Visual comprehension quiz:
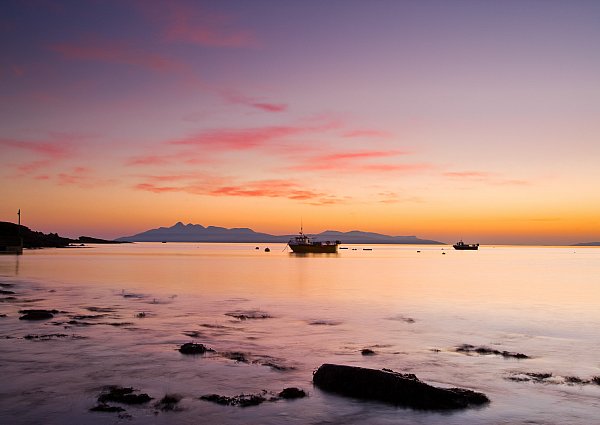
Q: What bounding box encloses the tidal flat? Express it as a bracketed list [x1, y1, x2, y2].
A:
[1, 243, 600, 424]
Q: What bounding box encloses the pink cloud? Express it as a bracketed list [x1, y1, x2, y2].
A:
[49, 42, 185, 72]
[289, 149, 427, 174]
[221, 90, 288, 113]
[443, 171, 491, 179]
[251, 102, 288, 112]
[160, 3, 258, 48]
[443, 170, 530, 186]
[0, 138, 72, 158]
[342, 129, 392, 138]
[134, 174, 345, 205]
[170, 120, 337, 152]
[362, 163, 431, 172]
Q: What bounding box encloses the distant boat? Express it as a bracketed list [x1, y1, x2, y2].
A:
[453, 240, 479, 250]
[288, 228, 341, 254]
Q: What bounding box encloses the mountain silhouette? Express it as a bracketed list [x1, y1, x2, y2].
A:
[117, 222, 443, 244]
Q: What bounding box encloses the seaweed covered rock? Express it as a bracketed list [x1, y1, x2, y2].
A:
[178, 342, 215, 355]
[313, 364, 489, 410]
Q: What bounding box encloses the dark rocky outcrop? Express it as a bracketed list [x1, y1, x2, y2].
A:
[361, 348, 376, 356]
[278, 387, 306, 399]
[456, 344, 529, 359]
[19, 309, 58, 320]
[90, 404, 125, 412]
[154, 394, 182, 411]
[178, 342, 215, 355]
[200, 393, 269, 407]
[313, 364, 489, 410]
[97, 386, 152, 404]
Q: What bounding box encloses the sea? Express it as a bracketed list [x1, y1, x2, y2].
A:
[1, 243, 599, 424]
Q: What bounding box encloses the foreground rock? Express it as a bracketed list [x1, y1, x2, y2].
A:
[313, 364, 489, 410]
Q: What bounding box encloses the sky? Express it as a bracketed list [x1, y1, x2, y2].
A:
[1, 0, 599, 245]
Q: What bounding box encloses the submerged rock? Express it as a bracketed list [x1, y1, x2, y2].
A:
[155, 394, 182, 411]
[225, 310, 272, 320]
[200, 393, 268, 407]
[278, 387, 306, 399]
[90, 403, 125, 412]
[456, 344, 529, 359]
[313, 364, 489, 410]
[98, 386, 152, 405]
[178, 342, 215, 355]
[19, 309, 58, 320]
[361, 348, 376, 356]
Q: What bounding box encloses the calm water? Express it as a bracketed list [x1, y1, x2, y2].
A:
[1, 243, 600, 424]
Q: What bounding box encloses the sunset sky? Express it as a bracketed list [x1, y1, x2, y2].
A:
[1, 0, 599, 244]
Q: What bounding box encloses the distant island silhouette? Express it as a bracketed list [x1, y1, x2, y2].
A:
[572, 242, 600, 246]
[116, 222, 444, 244]
[0, 221, 126, 249]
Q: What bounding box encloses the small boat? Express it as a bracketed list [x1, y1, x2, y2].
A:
[288, 228, 341, 254]
[453, 240, 479, 250]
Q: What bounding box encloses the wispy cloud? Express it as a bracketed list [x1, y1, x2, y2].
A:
[48, 41, 186, 72]
[444, 170, 530, 186]
[0, 134, 78, 174]
[159, 3, 258, 48]
[288, 149, 428, 174]
[134, 173, 346, 205]
[169, 119, 338, 152]
[342, 129, 392, 138]
[221, 90, 288, 113]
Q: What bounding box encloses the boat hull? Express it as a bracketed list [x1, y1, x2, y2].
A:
[453, 244, 479, 250]
[289, 244, 338, 254]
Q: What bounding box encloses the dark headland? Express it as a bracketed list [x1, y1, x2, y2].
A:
[116, 222, 444, 244]
[0, 221, 125, 249]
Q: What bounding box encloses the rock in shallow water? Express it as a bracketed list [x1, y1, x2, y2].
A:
[312, 364, 489, 410]
[178, 342, 215, 355]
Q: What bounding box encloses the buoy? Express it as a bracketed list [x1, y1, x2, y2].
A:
[265, 247, 270, 252]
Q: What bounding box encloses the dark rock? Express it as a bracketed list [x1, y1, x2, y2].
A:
[200, 393, 268, 407]
[565, 376, 588, 384]
[278, 387, 306, 399]
[178, 342, 215, 355]
[225, 310, 272, 320]
[221, 351, 248, 362]
[24, 333, 70, 340]
[361, 348, 376, 356]
[456, 344, 529, 359]
[592, 376, 600, 385]
[19, 309, 58, 320]
[155, 394, 182, 411]
[98, 386, 152, 404]
[90, 403, 125, 412]
[313, 364, 489, 410]
[506, 372, 552, 383]
[0, 290, 15, 295]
